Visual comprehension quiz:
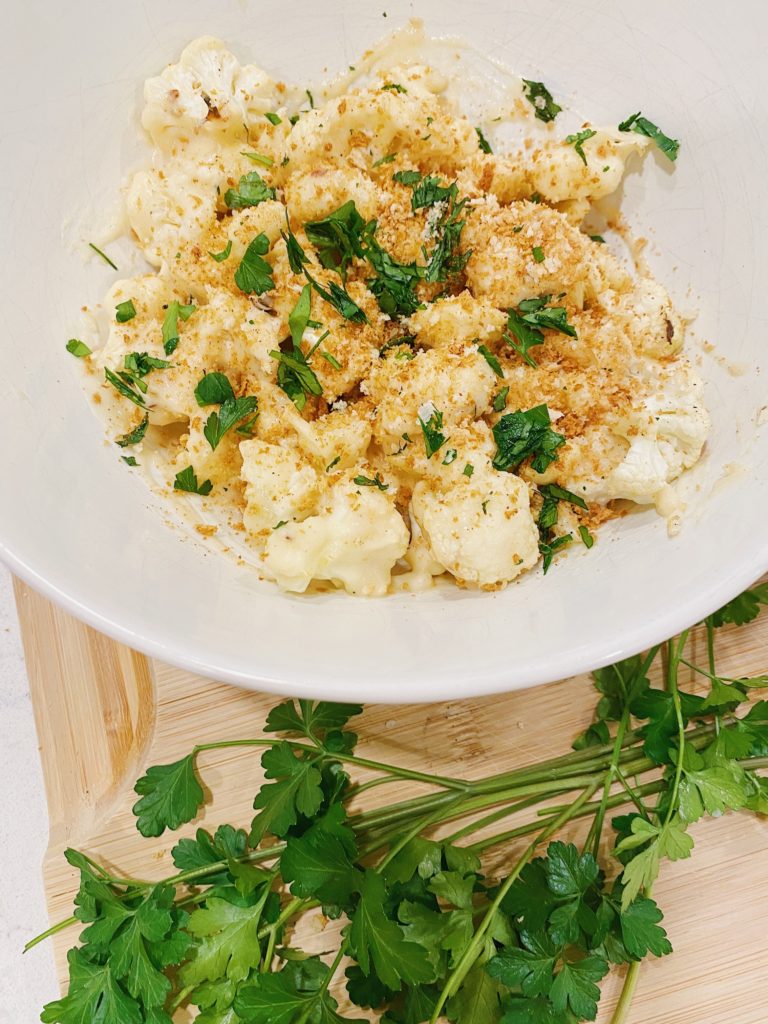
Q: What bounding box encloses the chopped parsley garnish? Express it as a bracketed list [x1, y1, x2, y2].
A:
[537, 482, 588, 531]
[482, 499, 489, 514]
[363, 226, 424, 317]
[579, 524, 595, 548]
[372, 152, 397, 167]
[224, 171, 276, 209]
[540, 532, 573, 573]
[463, 463, 474, 477]
[65, 338, 91, 358]
[589, 234, 606, 244]
[353, 473, 389, 490]
[522, 79, 562, 122]
[289, 283, 312, 348]
[304, 271, 368, 324]
[174, 466, 213, 495]
[193, 371, 258, 449]
[273, 520, 288, 530]
[234, 233, 275, 295]
[418, 407, 447, 459]
[475, 126, 493, 153]
[532, 245, 545, 263]
[121, 456, 138, 466]
[442, 448, 458, 465]
[204, 395, 259, 450]
[265, 112, 282, 125]
[408, 174, 455, 211]
[282, 218, 310, 274]
[289, 113, 300, 126]
[530, 191, 542, 204]
[116, 414, 149, 448]
[161, 300, 196, 355]
[88, 242, 118, 270]
[478, 343, 504, 378]
[420, 183, 471, 284]
[382, 82, 407, 93]
[105, 367, 145, 407]
[209, 239, 233, 262]
[305, 89, 315, 108]
[194, 372, 234, 406]
[124, 352, 170, 378]
[304, 200, 366, 279]
[504, 295, 577, 368]
[326, 455, 341, 472]
[115, 299, 136, 323]
[241, 151, 274, 167]
[493, 385, 510, 412]
[320, 351, 342, 369]
[565, 128, 597, 165]
[392, 169, 421, 188]
[270, 348, 322, 412]
[380, 334, 416, 356]
[492, 404, 565, 473]
[618, 112, 680, 161]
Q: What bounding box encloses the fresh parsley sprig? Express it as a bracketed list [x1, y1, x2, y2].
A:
[33, 596, 768, 1024]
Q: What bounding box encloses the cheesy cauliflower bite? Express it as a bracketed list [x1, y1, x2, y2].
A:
[83, 38, 708, 595]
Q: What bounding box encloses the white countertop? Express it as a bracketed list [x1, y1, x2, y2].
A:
[0, 565, 58, 1021]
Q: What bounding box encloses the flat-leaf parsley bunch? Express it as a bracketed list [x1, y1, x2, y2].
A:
[30, 584, 768, 1024]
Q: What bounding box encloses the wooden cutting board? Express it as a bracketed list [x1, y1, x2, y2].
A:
[14, 577, 768, 1024]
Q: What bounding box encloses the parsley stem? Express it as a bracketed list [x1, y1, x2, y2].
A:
[429, 781, 601, 1023]
[706, 618, 717, 676]
[663, 630, 689, 828]
[256, 896, 312, 941]
[23, 915, 78, 953]
[610, 960, 643, 1024]
[441, 793, 551, 845]
[169, 984, 195, 1014]
[585, 698, 635, 858]
[194, 738, 469, 791]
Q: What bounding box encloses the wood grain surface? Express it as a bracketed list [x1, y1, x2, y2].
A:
[14, 577, 768, 1024]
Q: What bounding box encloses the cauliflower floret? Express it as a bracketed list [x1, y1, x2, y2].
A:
[527, 130, 650, 205]
[567, 364, 709, 504]
[284, 165, 381, 223]
[406, 292, 506, 351]
[263, 475, 410, 595]
[463, 199, 594, 309]
[411, 456, 539, 588]
[602, 277, 685, 360]
[287, 82, 476, 173]
[293, 406, 373, 471]
[142, 37, 283, 149]
[366, 346, 496, 453]
[240, 439, 322, 535]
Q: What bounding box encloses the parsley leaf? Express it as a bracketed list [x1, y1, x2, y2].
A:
[115, 299, 136, 323]
[532, 245, 545, 263]
[538, 483, 588, 531]
[618, 112, 680, 161]
[418, 407, 447, 459]
[305, 200, 366, 279]
[242, 150, 274, 167]
[354, 473, 389, 490]
[234, 234, 275, 295]
[549, 955, 609, 1020]
[382, 82, 407, 93]
[475, 125, 493, 153]
[41, 948, 142, 1024]
[282, 220, 310, 274]
[117, 414, 149, 448]
[66, 338, 92, 358]
[710, 584, 768, 627]
[265, 699, 362, 737]
[372, 152, 397, 167]
[195, 372, 235, 406]
[478, 344, 504, 378]
[346, 870, 434, 991]
[270, 345, 322, 412]
[161, 300, 196, 355]
[305, 270, 368, 323]
[132, 753, 204, 837]
[209, 239, 233, 262]
[492, 405, 565, 473]
[522, 80, 562, 123]
[104, 368, 146, 408]
[224, 171, 276, 209]
[619, 895, 673, 959]
[364, 227, 424, 316]
[281, 805, 362, 905]
[579, 524, 594, 548]
[540, 534, 573, 574]
[493, 386, 510, 412]
[204, 395, 259, 450]
[565, 128, 597, 165]
[265, 111, 282, 125]
[173, 466, 213, 496]
[250, 742, 324, 843]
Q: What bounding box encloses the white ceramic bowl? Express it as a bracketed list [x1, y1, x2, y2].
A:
[1, 0, 766, 703]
